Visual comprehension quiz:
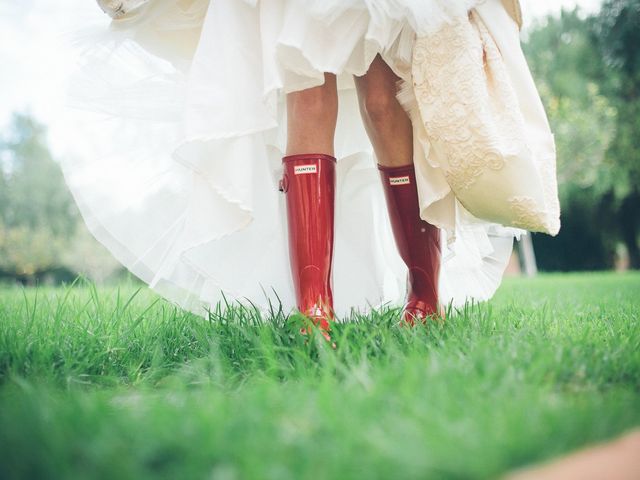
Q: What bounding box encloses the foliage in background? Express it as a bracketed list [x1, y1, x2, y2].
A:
[0, 114, 75, 281]
[591, 0, 640, 267]
[524, 2, 640, 270]
[0, 113, 120, 283]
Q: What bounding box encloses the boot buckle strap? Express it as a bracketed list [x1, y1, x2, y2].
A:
[279, 174, 289, 193]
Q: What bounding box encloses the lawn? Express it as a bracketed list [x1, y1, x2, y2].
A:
[0, 272, 639, 479]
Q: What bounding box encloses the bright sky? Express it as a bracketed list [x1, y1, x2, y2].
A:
[0, 0, 604, 156]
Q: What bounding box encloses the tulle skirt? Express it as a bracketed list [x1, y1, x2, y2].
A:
[61, 0, 531, 318]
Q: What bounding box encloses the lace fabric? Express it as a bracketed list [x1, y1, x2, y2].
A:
[403, 7, 560, 242]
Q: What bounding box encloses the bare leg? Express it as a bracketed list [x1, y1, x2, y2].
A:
[506, 430, 640, 480]
[354, 55, 413, 167]
[286, 73, 338, 156]
[356, 55, 442, 323]
[282, 74, 339, 340]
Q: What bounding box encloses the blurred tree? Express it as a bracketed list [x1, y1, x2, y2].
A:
[0, 113, 120, 283]
[524, 9, 617, 270]
[591, 0, 640, 268]
[523, 5, 640, 270]
[0, 113, 77, 282]
[0, 114, 77, 237]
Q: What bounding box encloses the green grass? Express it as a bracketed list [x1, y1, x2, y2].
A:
[0, 272, 639, 479]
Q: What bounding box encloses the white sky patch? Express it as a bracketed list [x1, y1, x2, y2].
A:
[521, 0, 604, 25]
[0, 0, 106, 155]
[1, 0, 604, 157]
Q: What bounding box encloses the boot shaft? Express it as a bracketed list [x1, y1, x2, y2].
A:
[378, 163, 441, 318]
[280, 154, 336, 317]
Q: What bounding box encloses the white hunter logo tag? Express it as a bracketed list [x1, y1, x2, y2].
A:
[294, 165, 317, 175]
[389, 176, 410, 185]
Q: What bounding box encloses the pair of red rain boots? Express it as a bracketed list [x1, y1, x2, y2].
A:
[279, 154, 441, 334]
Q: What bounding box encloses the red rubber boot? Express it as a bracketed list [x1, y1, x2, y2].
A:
[378, 163, 442, 325]
[279, 154, 336, 336]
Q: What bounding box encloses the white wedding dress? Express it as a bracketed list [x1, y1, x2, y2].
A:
[61, 0, 559, 318]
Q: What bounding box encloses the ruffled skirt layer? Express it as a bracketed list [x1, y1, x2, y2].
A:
[62, 0, 521, 317]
